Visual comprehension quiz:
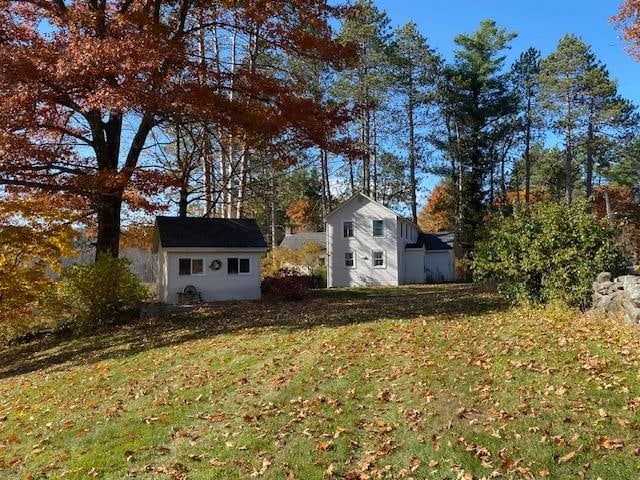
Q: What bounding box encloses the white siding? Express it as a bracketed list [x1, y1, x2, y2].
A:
[396, 219, 419, 285]
[327, 196, 399, 288]
[158, 248, 263, 302]
[405, 249, 426, 284]
[426, 251, 455, 282]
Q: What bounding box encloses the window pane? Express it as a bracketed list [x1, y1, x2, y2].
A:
[343, 221, 354, 237]
[373, 220, 383, 236]
[179, 258, 191, 276]
[239, 258, 250, 273]
[228, 258, 239, 274]
[192, 259, 204, 274]
[373, 251, 384, 267]
[345, 252, 354, 267]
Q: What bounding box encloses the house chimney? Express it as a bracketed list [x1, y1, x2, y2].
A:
[285, 226, 293, 236]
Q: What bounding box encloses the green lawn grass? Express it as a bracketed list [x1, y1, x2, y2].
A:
[1, 284, 640, 479]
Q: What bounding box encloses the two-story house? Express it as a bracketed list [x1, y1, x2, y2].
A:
[326, 193, 455, 288]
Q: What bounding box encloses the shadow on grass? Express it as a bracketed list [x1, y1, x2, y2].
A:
[0, 283, 507, 380]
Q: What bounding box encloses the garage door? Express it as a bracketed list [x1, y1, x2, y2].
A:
[425, 251, 453, 282]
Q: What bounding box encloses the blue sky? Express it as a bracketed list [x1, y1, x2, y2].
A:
[377, 0, 640, 105]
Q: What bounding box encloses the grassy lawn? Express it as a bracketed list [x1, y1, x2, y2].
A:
[1, 284, 640, 479]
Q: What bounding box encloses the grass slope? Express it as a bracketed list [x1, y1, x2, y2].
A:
[1, 285, 640, 479]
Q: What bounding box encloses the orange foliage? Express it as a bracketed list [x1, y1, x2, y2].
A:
[0, 1, 357, 255]
[418, 182, 455, 232]
[286, 197, 321, 232]
[120, 223, 155, 251]
[613, 1, 640, 61]
[494, 188, 550, 207]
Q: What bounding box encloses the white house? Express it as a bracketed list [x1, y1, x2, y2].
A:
[153, 216, 268, 303]
[326, 193, 455, 288]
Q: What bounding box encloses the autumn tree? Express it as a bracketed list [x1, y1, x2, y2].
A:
[286, 197, 322, 233]
[614, 1, 640, 60]
[417, 181, 456, 232]
[0, 194, 77, 333]
[0, 0, 355, 259]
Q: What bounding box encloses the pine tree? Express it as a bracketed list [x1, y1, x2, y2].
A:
[539, 35, 593, 205]
[334, 0, 392, 197]
[436, 20, 518, 252]
[512, 48, 541, 203]
[389, 22, 441, 222]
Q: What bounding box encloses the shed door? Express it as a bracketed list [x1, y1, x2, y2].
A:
[426, 251, 453, 282]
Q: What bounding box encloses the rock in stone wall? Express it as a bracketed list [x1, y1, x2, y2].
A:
[593, 271, 640, 325]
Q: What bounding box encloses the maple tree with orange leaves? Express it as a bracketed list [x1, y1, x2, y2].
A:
[0, 0, 356, 258]
[614, 1, 640, 60]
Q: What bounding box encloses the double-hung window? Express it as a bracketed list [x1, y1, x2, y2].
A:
[343, 221, 354, 238]
[228, 258, 251, 275]
[373, 251, 385, 268]
[372, 220, 384, 237]
[345, 252, 355, 268]
[178, 258, 204, 276]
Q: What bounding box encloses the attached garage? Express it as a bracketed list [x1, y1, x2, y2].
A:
[404, 231, 455, 284]
[426, 250, 455, 282]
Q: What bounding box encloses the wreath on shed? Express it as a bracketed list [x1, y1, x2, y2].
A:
[209, 259, 223, 271]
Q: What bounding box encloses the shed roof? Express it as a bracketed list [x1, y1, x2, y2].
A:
[279, 232, 326, 251]
[154, 216, 268, 250]
[406, 232, 454, 251]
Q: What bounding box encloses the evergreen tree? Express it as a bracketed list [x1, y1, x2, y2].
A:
[538, 35, 593, 205]
[512, 48, 541, 203]
[436, 20, 518, 252]
[389, 22, 441, 222]
[334, 0, 392, 197]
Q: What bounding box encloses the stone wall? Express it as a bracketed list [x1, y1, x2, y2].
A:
[593, 271, 640, 325]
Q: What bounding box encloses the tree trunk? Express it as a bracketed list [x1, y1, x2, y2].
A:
[408, 88, 417, 223]
[270, 168, 278, 247]
[524, 94, 532, 203]
[565, 97, 574, 205]
[235, 142, 249, 218]
[95, 192, 123, 258]
[586, 117, 594, 199]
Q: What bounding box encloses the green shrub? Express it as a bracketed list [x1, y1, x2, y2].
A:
[473, 201, 624, 307]
[42, 256, 150, 328]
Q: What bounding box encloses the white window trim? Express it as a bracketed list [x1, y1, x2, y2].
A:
[178, 257, 206, 276]
[372, 219, 384, 237]
[227, 257, 252, 276]
[343, 220, 355, 238]
[372, 250, 386, 269]
[344, 251, 356, 269]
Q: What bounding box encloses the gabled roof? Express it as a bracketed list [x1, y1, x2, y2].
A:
[279, 232, 326, 251]
[154, 216, 268, 251]
[406, 232, 455, 251]
[326, 192, 419, 228]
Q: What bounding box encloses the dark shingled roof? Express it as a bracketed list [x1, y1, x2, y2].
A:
[406, 232, 454, 251]
[155, 216, 267, 249]
[279, 232, 326, 251]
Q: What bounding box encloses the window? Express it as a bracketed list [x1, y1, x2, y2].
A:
[345, 252, 355, 268]
[400, 223, 404, 238]
[373, 251, 385, 268]
[178, 258, 204, 276]
[372, 220, 384, 237]
[343, 221, 354, 238]
[240, 258, 250, 273]
[228, 257, 251, 275]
